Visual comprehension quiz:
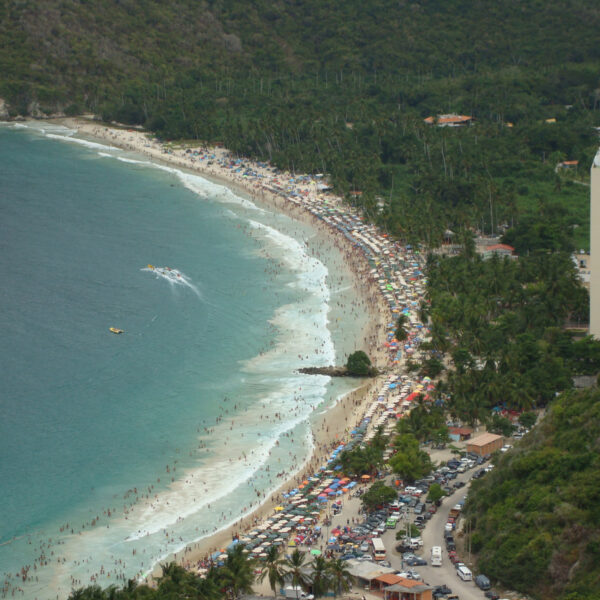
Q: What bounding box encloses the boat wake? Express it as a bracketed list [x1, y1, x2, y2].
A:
[141, 265, 201, 298]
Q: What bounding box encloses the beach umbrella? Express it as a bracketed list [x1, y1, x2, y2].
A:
[311, 549, 322, 556]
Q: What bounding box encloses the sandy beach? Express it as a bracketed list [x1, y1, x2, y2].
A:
[45, 117, 427, 588]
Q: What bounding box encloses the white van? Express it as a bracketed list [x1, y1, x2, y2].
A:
[457, 565, 472, 581]
[430, 546, 442, 567]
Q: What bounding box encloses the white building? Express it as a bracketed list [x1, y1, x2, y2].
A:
[591, 149, 600, 338]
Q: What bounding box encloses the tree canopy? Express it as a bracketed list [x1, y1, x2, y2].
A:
[346, 350, 375, 377]
[465, 387, 600, 600]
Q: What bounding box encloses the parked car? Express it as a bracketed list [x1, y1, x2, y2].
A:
[433, 585, 452, 596]
[484, 591, 500, 600]
[405, 556, 427, 566]
[406, 569, 422, 580]
[475, 574, 491, 590]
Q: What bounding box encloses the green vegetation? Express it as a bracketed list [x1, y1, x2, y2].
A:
[464, 387, 600, 600]
[394, 315, 409, 342]
[67, 547, 352, 600]
[345, 350, 376, 377]
[1, 1, 598, 248]
[486, 413, 516, 437]
[258, 546, 285, 597]
[361, 480, 398, 511]
[396, 402, 450, 445]
[395, 523, 421, 540]
[427, 483, 446, 504]
[519, 411, 538, 429]
[389, 433, 433, 482]
[336, 428, 386, 476]
[423, 250, 600, 424]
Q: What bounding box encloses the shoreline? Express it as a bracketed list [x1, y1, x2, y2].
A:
[6, 116, 428, 596]
[49, 118, 395, 581]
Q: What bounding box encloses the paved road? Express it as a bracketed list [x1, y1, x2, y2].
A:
[381, 469, 488, 600]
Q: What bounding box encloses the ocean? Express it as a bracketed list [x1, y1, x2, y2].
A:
[0, 123, 365, 598]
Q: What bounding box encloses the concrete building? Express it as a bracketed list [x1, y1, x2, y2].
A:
[384, 580, 433, 600]
[466, 432, 503, 456]
[573, 252, 591, 289]
[591, 149, 600, 338]
[449, 426, 473, 442]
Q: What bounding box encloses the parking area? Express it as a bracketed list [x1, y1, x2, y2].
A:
[321, 446, 502, 600]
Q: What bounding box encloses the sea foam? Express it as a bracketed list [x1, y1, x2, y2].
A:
[45, 132, 120, 151]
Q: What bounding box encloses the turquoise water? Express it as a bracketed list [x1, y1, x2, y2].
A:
[0, 123, 363, 598]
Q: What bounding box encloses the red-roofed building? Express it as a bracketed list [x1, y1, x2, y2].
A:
[449, 426, 473, 441]
[424, 114, 474, 127]
[483, 243, 516, 259]
[383, 577, 433, 600]
[373, 574, 407, 589]
[558, 160, 579, 169]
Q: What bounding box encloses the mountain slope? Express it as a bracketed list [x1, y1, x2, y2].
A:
[465, 387, 600, 600]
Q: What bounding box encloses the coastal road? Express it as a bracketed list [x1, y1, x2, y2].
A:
[382, 470, 487, 600]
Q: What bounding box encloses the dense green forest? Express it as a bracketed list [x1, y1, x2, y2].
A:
[1, 0, 599, 247]
[420, 246, 598, 422]
[465, 387, 600, 600]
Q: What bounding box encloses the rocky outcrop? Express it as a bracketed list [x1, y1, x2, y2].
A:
[298, 366, 349, 376]
[298, 366, 379, 377]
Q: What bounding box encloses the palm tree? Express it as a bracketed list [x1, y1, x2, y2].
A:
[284, 549, 311, 599]
[217, 544, 256, 599]
[196, 568, 224, 600]
[326, 558, 351, 597]
[258, 545, 286, 597]
[310, 555, 331, 599]
[156, 562, 199, 599]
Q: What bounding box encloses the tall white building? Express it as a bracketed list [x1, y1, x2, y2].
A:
[591, 149, 600, 337]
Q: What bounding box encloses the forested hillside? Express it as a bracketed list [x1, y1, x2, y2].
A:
[464, 387, 600, 600]
[2, 0, 599, 247]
